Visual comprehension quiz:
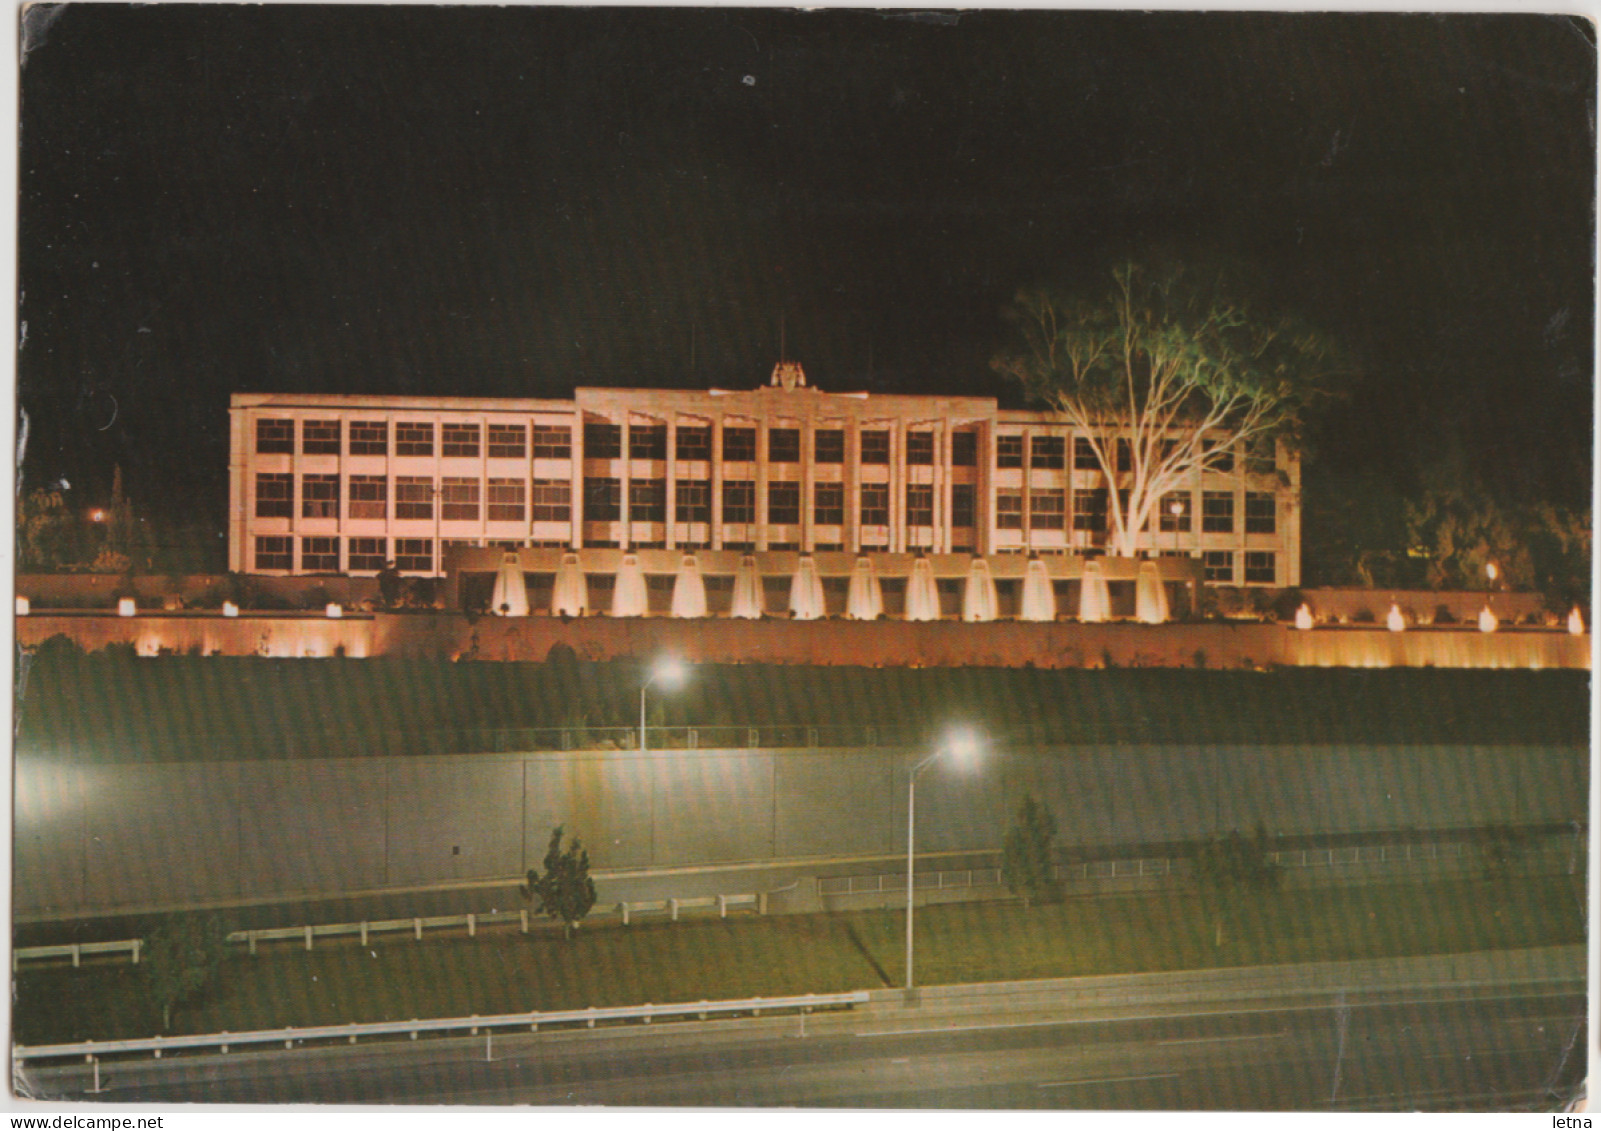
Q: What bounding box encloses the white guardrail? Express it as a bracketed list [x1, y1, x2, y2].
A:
[15, 894, 763, 969]
[13, 991, 873, 1063]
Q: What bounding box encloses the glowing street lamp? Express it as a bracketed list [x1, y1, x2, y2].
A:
[906, 725, 984, 995]
[640, 656, 689, 757]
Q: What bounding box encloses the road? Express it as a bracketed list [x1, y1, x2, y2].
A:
[20, 977, 1584, 1110]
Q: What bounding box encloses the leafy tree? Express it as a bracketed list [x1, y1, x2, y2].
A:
[1001, 794, 1059, 908]
[141, 914, 229, 1031]
[376, 563, 403, 609]
[1190, 825, 1280, 948]
[19, 487, 85, 571]
[992, 262, 1343, 556]
[520, 826, 597, 939]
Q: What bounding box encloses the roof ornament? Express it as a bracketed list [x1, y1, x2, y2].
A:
[769, 360, 807, 390]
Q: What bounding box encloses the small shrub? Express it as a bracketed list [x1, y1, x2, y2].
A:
[1351, 607, 1376, 624]
[1192, 648, 1208, 670]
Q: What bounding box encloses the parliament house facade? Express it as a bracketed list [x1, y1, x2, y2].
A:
[229, 363, 1300, 615]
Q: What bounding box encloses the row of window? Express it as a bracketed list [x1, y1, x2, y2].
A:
[256, 472, 1277, 534]
[255, 534, 1277, 585]
[255, 536, 434, 573]
[256, 417, 1274, 473]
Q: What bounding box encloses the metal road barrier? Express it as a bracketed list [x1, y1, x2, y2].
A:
[13, 990, 873, 1063]
[10, 939, 143, 971]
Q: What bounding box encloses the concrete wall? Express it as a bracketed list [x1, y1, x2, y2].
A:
[15, 742, 1585, 919]
[15, 612, 1591, 670]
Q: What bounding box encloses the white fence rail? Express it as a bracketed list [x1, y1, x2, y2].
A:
[13, 990, 872, 1063]
[16, 893, 765, 969]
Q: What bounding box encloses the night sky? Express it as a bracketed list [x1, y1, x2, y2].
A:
[18, 7, 1595, 537]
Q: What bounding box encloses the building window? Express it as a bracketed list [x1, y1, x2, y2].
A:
[860, 430, 890, 465]
[1247, 438, 1277, 473]
[1031, 489, 1066, 530]
[584, 423, 621, 460]
[441, 477, 480, 520]
[395, 477, 434, 519]
[996, 489, 1023, 529]
[488, 479, 527, 522]
[1074, 437, 1100, 470]
[1205, 440, 1235, 472]
[676, 480, 710, 523]
[907, 432, 935, 466]
[996, 435, 1024, 468]
[442, 423, 480, 457]
[349, 476, 387, 519]
[860, 484, 890, 525]
[583, 477, 621, 521]
[348, 537, 387, 572]
[723, 480, 755, 523]
[1115, 438, 1134, 473]
[630, 424, 667, 461]
[814, 483, 844, 525]
[1204, 550, 1235, 583]
[529, 479, 568, 522]
[487, 424, 526, 458]
[255, 473, 293, 518]
[396, 423, 434, 457]
[302, 420, 340, 454]
[723, 427, 757, 463]
[301, 475, 340, 519]
[1202, 491, 1235, 533]
[768, 428, 801, 463]
[533, 424, 571, 459]
[254, 535, 293, 570]
[301, 536, 339, 572]
[1031, 435, 1065, 470]
[1245, 551, 1277, 584]
[256, 418, 295, 454]
[952, 431, 978, 467]
[1246, 492, 1277, 534]
[676, 426, 711, 462]
[766, 482, 800, 525]
[349, 421, 387, 455]
[952, 484, 975, 528]
[815, 429, 845, 463]
[1158, 492, 1192, 533]
[905, 484, 934, 527]
[1073, 488, 1107, 532]
[630, 479, 666, 522]
[394, 538, 433, 573]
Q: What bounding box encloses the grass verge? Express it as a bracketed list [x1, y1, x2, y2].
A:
[15, 873, 1584, 1046]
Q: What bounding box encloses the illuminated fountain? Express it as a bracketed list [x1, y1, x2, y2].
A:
[789, 555, 825, 620]
[14, 596, 28, 616]
[611, 553, 648, 617]
[1078, 559, 1109, 623]
[846, 556, 882, 620]
[730, 555, 764, 619]
[670, 555, 707, 618]
[904, 557, 940, 622]
[222, 601, 239, 618]
[550, 552, 588, 617]
[1135, 559, 1169, 624]
[1570, 607, 1586, 635]
[117, 598, 137, 617]
[490, 552, 530, 617]
[1478, 605, 1498, 633]
[1386, 603, 1405, 632]
[325, 603, 343, 619]
[1294, 603, 1315, 630]
[1019, 558, 1056, 622]
[961, 557, 998, 623]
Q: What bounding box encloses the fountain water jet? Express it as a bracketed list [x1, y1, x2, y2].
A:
[670, 555, 707, 618]
[905, 558, 940, 622]
[490, 552, 530, 617]
[1019, 558, 1056, 622]
[961, 558, 998, 622]
[1294, 603, 1315, 630]
[730, 555, 764, 619]
[550, 553, 588, 617]
[611, 554, 648, 617]
[1135, 560, 1169, 624]
[1386, 603, 1406, 632]
[1078, 559, 1110, 623]
[789, 556, 825, 620]
[1478, 605, 1498, 633]
[846, 557, 883, 620]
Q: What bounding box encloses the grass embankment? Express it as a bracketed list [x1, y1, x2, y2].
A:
[16, 875, 1584, 1046]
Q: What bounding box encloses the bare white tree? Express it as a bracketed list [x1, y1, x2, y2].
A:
[992, 263, 1341, 556]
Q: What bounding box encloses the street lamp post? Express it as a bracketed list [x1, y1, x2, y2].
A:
[640, 657, 689, 866]
[905, 726, 982, 997]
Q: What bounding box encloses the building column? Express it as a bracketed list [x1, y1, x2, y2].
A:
[755, 421, 770, 551]
[937, 421, 952, 554]
[710, 414, 725, 550]
[977, 419, 993, 556]
[665, 418, 678, 550]
[570, 414, 585, 549]
[801, 415, 816, 552]
[619, 417, 632, 551]
[889, 418, 906, 554]
[1021, 430, 1033, 552]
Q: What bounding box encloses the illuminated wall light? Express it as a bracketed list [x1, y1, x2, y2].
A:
[222, 602, 239, 618]
[325, 603, 343, 619]
[117, 598, 137, 617]
[15, 596, 29, 616]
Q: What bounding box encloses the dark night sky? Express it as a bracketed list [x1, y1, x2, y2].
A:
[18, 7, 1596, 534]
